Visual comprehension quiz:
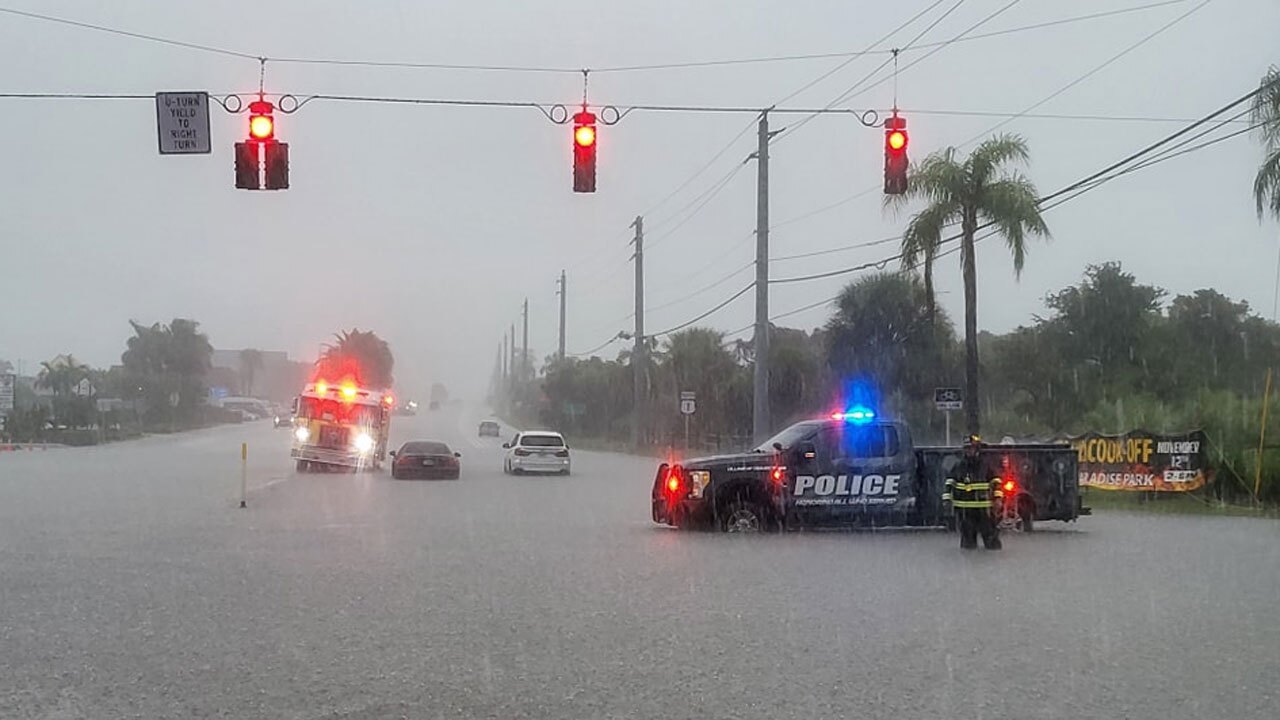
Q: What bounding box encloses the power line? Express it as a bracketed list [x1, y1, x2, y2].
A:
[639, 118, 756, 219]
[771, 233, 904, 262]
[646, 261, 755, 314]
[830, 0, 1024, 109]
[649, 282, 756, 339]
[781, 0, 1021, 142]
[569, 333, 625, 358]
[955, 0, 1213, 147]
[890, 108, 1255, 124]
[761, 0, 1203, 234]
[0, 6, 259, 60]
[646, 163, 749, 250]
[0, 1, 1188, 77]
[770, 0, 949, 108]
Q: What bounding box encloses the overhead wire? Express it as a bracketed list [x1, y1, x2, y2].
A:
[764, 0, 1205, 234]
[0, 1, 1188, 75]
[0, 6, 259, 60]
[779, 0, 1018, 142]
[954, 0, 1213, 147]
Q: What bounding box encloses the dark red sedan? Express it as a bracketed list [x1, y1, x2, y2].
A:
[389, 440, 462, 480]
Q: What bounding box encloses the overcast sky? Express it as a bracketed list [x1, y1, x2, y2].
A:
[0, 0, 1276, 401]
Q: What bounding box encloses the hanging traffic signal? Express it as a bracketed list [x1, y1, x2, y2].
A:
[235, 99, 289, 191]
[263, 141, 289, 190]
[248, 100, 275, 141]
[883, 114, 908, 195]
[234, 141, 259, 189]
[572, 110, 597, 193]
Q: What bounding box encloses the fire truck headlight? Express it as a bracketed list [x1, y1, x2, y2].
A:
[294, 426, 310, 443]
[353, 432, 375, 454]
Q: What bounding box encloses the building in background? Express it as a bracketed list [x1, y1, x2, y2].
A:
[210, 349, 311, 403]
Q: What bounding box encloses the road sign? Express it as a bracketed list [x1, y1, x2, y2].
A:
[679, 390, 696, 416]
[155, 91, 211, 155]
[0, 373, 14, 412]
[934, 387, 963, 411]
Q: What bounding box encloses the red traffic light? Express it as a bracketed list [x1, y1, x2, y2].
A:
[248, 100, 275, 141]
[572, 110, 597, 193]
[883, 113, 909, 195]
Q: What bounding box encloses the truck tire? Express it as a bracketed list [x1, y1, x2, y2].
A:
[296, 460, 309, 473]
[721, 493, 768, 533]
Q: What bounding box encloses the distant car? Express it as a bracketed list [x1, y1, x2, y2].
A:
[502, 431, 571, 475]
[273, 413, 292, 428]
[390, 440, 461, 480]
[429, 400, 441, 411]
[478, 421, 501, 437]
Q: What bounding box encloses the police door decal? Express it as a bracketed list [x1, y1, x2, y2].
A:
[793, 473, 902, 506]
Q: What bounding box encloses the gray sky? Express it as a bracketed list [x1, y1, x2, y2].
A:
[0, 0, 1276, 400]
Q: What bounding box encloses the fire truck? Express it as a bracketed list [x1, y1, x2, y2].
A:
[290, 379, 394, 472]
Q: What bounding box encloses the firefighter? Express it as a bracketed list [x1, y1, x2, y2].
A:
[943, 435, 1003, 550]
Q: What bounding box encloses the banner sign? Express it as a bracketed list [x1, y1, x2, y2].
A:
[1065, 429, 1208, 491]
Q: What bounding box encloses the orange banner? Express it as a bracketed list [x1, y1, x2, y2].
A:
[1066, 430, 1208, 491]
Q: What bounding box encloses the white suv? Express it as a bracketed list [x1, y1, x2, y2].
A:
[503, 431, 571, 475]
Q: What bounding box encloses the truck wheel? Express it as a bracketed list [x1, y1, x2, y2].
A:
[1016, 497, 1035, 533]
[721, 496, 767, 533]
[296, 460, 309, 473]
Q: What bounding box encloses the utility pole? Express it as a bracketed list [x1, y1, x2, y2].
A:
[631, 215, 645, 449]
[752, 110, 773, 444]
[501, 335, 508, 382]
[509, 323, 516, 393]
[521, 298, 529, 384]
[557, 270, 567, 361]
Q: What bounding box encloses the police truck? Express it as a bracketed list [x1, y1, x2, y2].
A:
[651, 408, 1086, 533]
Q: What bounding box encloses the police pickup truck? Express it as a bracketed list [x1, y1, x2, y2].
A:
[651, 410, 1085, 532]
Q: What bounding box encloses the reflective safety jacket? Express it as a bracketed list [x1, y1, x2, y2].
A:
[943, 474, 1004, 509]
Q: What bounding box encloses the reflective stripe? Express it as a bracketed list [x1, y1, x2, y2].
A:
[993, 489, 1005, 498]
[955, 482, 993, 491]
[952, 500, 993, 508]
[941, 493, 953, 501]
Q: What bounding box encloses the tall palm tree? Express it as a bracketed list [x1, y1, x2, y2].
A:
[1253, 67, 1280, 221]
[888, 134, 1049, 435]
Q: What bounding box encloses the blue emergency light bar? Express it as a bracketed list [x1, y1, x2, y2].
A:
[830, 406, 876, 424]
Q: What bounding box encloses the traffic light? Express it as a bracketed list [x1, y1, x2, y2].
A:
[263, 141, 289, 190]
[234, 141, 259, 189]
[235, 99, 289, 190]
[883, 114, 908, 195]
[572, 110, 597, 193]
[248, 100, 275, 141]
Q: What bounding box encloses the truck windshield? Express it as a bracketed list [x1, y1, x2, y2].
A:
[297, 397, 380, 425]
[754, 422, 822, 451]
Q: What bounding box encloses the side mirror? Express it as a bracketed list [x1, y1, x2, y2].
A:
[454, 452, 462, 458]
[389, 450, 397, 458]
[772, 442, 783, 452]
[502, 442, 510, 449]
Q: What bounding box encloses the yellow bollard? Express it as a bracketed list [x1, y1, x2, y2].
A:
[239, 442, 248, 508]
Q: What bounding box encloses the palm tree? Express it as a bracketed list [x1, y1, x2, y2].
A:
[888, 134, 1049, 435]
[1253, 67, 1280, 221]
